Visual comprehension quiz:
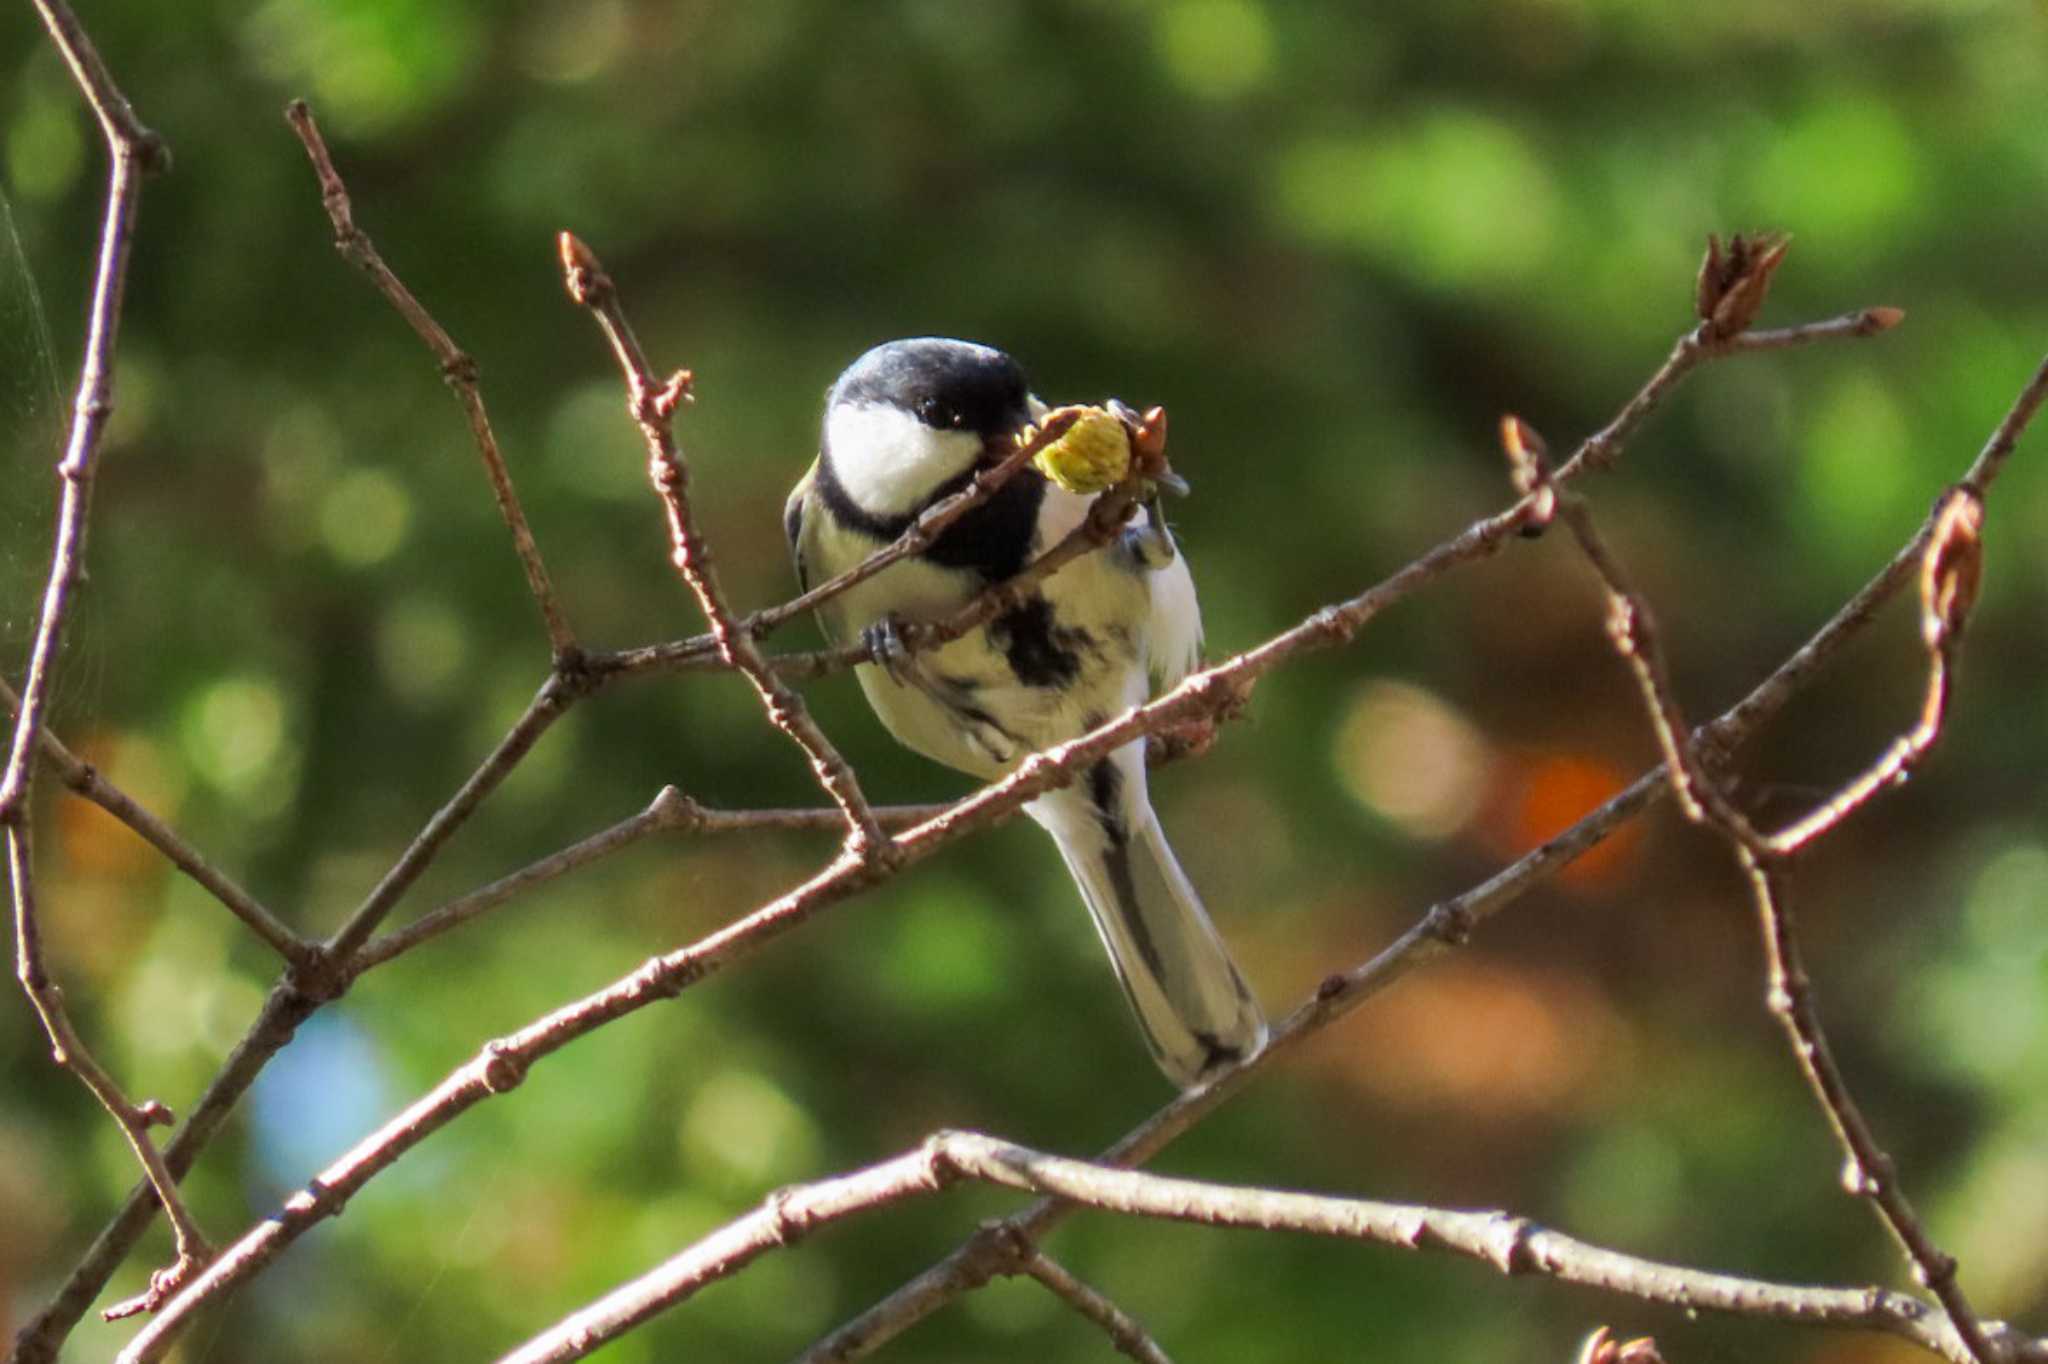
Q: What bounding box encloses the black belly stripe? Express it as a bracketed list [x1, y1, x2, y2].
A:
[994, 595, 1089, 689]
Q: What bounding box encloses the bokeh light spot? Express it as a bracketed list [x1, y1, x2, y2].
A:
[1320, 961, 1621, 1117]
[248, 1011, 395, 1186]
[377, 594, 471, 706]
[680, 1069, 821, 1192]
[5, 96, 84, 203]
[240, 0, 484, 136]
[1334, 679, 1492, 840]
[1491, 750, 1639, 887]
[547, 381, 654, 502]
[1154, 0, 1276, 100]
[515, 0, 631, 83]
[1799, 370, 1912, 563]
[56, 731, 186, 879]
[182, 675, 292, 805]
[878, 893, 1004, 1010]
[1754, 96, 1924, 249]
[319, 467, 414, 568]
[1276, 110, 1562, 287]
[1966, 842, 2048, 958]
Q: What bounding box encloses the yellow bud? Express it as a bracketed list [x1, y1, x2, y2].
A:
[1030, 406, 1133, 494]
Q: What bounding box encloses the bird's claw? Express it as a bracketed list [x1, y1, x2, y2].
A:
[862, 615, 917, 686]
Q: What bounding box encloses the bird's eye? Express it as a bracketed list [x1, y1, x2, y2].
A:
[916, 396, 960, 429]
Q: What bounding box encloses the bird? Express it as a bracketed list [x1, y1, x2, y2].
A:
[784, 337, 1267, 1089]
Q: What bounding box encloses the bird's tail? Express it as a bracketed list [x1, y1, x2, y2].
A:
[1026, 745, 1267, 1089]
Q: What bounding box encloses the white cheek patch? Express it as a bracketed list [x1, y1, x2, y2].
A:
[826, 403, 984, 518]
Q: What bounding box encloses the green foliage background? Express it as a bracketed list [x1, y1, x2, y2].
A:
[5, 2, 2048, 1361]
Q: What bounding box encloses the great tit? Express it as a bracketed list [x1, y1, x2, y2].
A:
[785, 337, 1267, 1089]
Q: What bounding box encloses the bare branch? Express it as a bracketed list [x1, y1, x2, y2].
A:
[9, 822, 212, 1316]
[354, 787, 949, 971]
[10, 982, 323, 1364]
[1740, 850, 2004, 1364]
[558, 233, 891, 857]
[1549, 470, 1981, 859]
[0, 0, 216, 1325]
[324, 674, 580, 963]
[2, 0, 158, 817]
[1547, 459, 2017, 1362]
[1730, 306, 1904, 351]
[0, 679, 304, 962]
[282, 99, 577, 662]
[1018, 1253, 1178, 1364]
[504, 1130, 1991, 1364]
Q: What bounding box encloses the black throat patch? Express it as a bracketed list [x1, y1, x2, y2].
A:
[813, 444, 1047, 584]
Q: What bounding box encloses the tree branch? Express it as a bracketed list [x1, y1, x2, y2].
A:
[503, 1130, 1992, 1364]
[1017, 1252, 1177, 1364]
[1543, 421, 2027, 1364]
[559, 233, 891, 857]
[2, 0, 212, 1323]
[352, 786, 950, 972]
[0, 678, 304, 962]
[282, 99, 577, 662]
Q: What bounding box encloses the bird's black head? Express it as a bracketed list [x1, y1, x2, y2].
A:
[828, 337, 1032, 438]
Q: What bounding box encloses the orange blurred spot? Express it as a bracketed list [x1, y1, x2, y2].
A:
[53, 731, 182, 882]
[1317, 960, 1625, 1118]
[1482, 750, 1641, 889]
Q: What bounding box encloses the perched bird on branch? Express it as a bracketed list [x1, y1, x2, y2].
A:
[786, 337, 1265, 1088]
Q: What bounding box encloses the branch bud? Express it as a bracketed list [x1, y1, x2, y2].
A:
[1695, 232, 1790, 340]
[1920, 486, 1985, 653]
[1499, 414, 1556, 534]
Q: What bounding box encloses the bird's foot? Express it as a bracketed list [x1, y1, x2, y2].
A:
[861, 614, 919, 687]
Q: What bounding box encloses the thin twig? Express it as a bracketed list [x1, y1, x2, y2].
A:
[1547, 461, 2005, 1362]
[1730, 306, 1904, 352]
[1018, 1253, 1177, 1364]
[0, 678, 304, 963]
[282, 100, 577, 662]
[497, 1130, 1986, 1364]
[558, 233, 890, 857]
[354, 787, 951, 971]
[9, 823, 212, 1315]
[3, 0, 211, 1323]
[325, 674, 581, 964]
[1741, 850, 2006, 1364]
[576, 418, 1072, 683]
[1, 0, 158, 818]
[1551, 475, 1978, 858]
[11, 981, 325, 1362]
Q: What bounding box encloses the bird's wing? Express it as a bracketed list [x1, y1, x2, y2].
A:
[785, 457, 818, 594]
[1145, 532, 1204, 692]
